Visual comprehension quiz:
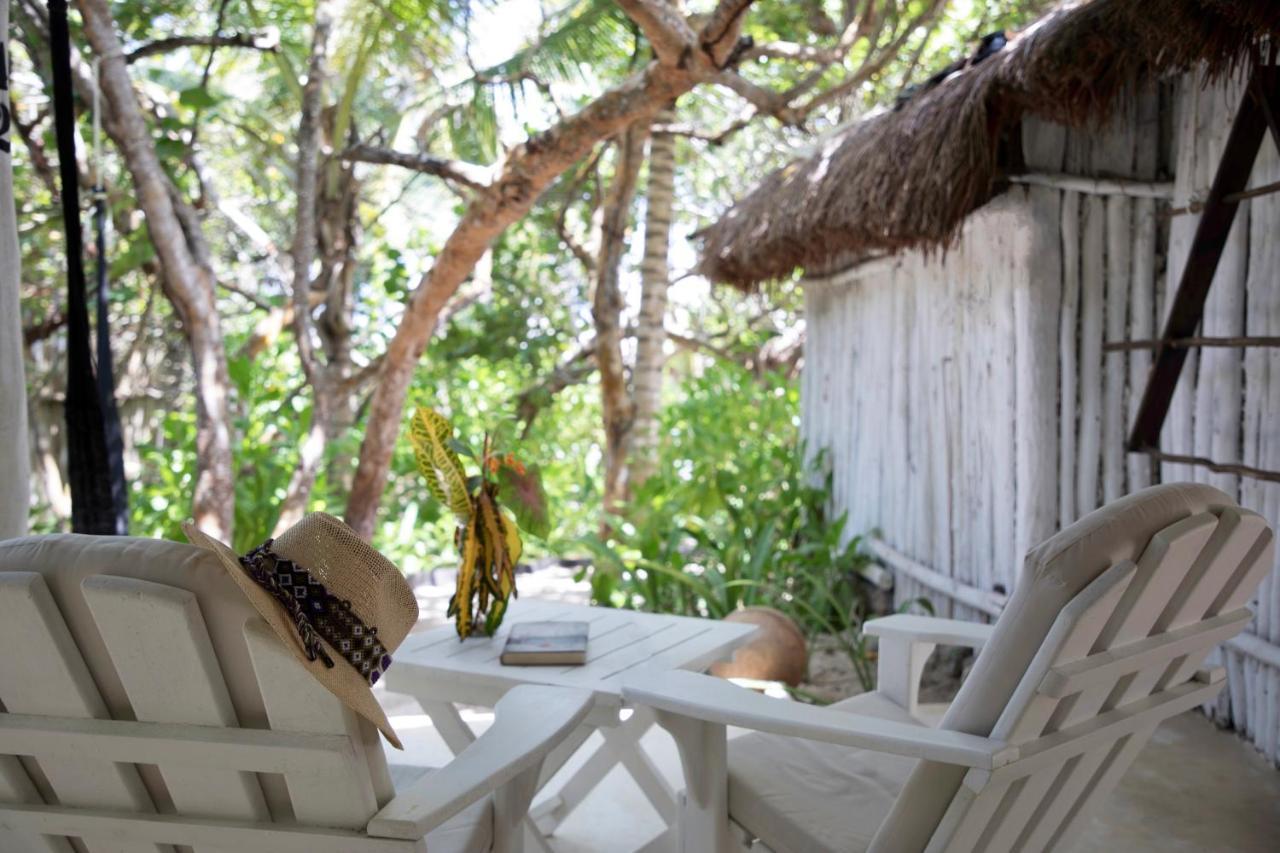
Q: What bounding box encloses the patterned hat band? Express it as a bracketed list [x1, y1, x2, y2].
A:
[239, 541, 393, 686]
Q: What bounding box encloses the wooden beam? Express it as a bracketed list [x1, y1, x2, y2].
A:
[1104, 335, 1280, 352]
[867, 538, 1008, 617]
[1007, 173, 1175, 199]
[1134, 448, 1280, 485]
[1168, 178, 1280, 217]
[1127, 67, 1279, 453]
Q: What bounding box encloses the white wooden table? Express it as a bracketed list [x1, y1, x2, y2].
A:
[386, 599, 757, 853]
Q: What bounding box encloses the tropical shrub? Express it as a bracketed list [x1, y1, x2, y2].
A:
[581, 362, 882, 688]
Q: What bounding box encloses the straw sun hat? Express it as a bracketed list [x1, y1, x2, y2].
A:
[184, 512, 418, 749]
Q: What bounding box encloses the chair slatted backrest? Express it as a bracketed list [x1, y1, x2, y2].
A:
[868, 484, 1274, 853]
[919, 497, 1273, 853]
[0, 534, 397, 853]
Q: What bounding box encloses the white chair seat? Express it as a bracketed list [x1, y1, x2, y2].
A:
[728, 692, 921, 853]
[388, 764, 494, 853]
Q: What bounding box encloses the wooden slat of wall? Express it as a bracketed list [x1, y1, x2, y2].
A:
[1015, 186, 1062, 570]
[1059, 190, 1081, 528]
[1162, 71, 1203, 486]
[1076, 195, 1106, 515]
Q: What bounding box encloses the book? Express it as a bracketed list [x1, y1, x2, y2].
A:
[500, 621, 589, 666]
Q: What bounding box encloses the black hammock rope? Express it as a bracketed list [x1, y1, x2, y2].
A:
[48, 0, 128, 534]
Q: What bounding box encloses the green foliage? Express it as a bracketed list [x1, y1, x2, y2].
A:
[581, 362, 881, 688]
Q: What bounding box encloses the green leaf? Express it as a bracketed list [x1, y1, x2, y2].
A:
[497, 463, 552, 539]
[178, 86, 220, 109]
[407, 408, 473, 521]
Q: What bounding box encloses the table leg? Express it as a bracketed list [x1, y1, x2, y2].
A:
[420, 699, 476, 755]
[530, 706, 676, 836]
[420, 698, 556, 853]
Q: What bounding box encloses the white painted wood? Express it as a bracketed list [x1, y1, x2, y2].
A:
[629, 497, 1271, 853]
[82, 575, 270, 850]
[875, 635, 936, 716]
[392, 599, 756, 846]
[1058, 190, 1081, 528]
[624, 670, 1014, 769]
[864, 614, 993, 649]
[0, 539, 604, 853]
[1076, 194, 1105, 516]
[980, 670, 1225, 789]
[0, 712, 361, 774]
[1102, 194, 1129, 504]
[242, 620, 378, 828]
[653, 711, 731, 853]
[368, 686, 592, 842]
[0, 755, 74, 853]
[390, 600, 755, 701]
[1127, 195, 1157, 491]
[533, 706, 674, 833]
[0, 573, 164, 853]
[1015, 186, 1062, 568]
[0, 803, 418, 853]
[1037, 608, 1251, 697]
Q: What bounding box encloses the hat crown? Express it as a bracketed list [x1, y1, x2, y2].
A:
[270, 513, 418, 652]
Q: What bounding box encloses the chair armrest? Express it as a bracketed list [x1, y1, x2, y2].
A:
[623, 670, 1014, 770]
[367, 685, 593, 840]
[864, 614, 994, 649]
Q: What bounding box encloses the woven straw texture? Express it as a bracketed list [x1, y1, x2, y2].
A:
[697, 0, 1280, 289]
[185, 512, 418, 748]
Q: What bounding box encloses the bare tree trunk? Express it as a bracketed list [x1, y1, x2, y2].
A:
[593, 126, 647, 514]
[343, 59, 699, 539]
[274, 0, 334, 536]
[78, 0, 235, 539]
[629, 105, 677, 485]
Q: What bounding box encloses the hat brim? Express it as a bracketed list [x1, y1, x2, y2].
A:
[183, 523, 403, 750]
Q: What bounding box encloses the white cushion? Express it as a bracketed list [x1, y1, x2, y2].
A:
[728, 692, 921, 853]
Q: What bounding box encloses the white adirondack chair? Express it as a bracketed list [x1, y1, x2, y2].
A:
[0, 533, 593, 853]
[623, 482, 1275, 853]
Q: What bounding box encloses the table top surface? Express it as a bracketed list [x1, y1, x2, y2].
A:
[387, 598, 757, 702]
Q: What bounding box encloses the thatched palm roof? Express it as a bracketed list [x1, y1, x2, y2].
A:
[699, 0, 1280, 289]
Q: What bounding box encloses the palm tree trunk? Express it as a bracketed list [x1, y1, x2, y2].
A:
[629, 105, 677, 485]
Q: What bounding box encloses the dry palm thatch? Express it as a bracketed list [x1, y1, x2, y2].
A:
[699, 0, 1280, 289]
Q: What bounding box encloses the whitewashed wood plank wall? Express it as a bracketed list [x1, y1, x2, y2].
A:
[801, 71, 1280, 764]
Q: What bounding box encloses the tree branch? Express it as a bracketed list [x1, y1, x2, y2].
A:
[615, 0, 696, 65]
[514, 339, 597, 436]
[125, 32, 278, 64]
[341, 143, 495, 191]
[714, 71, 800, 125]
